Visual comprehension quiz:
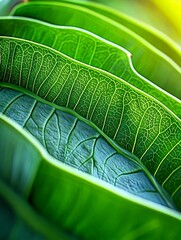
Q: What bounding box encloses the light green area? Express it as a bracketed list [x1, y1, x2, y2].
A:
[0, 87, 172, 207]
[30, 0, 181, 66]
[0, 115, 181, 240]
[0, 37, 180, 209]
[0, 1, 181, 239]
[0, 115, 75, 240]
[0, 17, 180, 118]
[11, 1, 181, 99]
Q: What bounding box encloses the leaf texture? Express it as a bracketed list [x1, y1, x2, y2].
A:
[0, 116, 75, 240]
[0, 1, 181, 238]
[42, 0, 181, 66]
[11, 1, 181, 99]
[0, 87, 171, 206]
[0, 115, 181, 240]
[0, 37, 180, 209]
[0, 17, 180, 118]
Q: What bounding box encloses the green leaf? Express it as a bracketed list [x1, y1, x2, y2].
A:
[30, 0, 181, 66]
[1, 1, 181, 238]
[0, 17, 180, 118]
[0, 115, 74, 240]
[0, 114, 181, 240]
[0, 86, 172, 207]
[11, 1, 181, 99]
[0, 36, 180, 209]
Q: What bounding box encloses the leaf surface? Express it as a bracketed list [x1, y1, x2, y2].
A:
[0, 86, 171, 206]
[0, 37, 180, 209]
[0, 17, 180, 117]
[31, 0, 181, 66]
[11, 1, 181, 99]
[1, 2, 181, 239]
[0, 115, 76, 240]
[0, 114, 181, 240]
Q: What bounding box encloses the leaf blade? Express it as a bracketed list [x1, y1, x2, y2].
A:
[44, 0, 181, 66]
[0, 36, 180, 209]
[0, 115, 73, 240]
[0, 86, 173, 207]
[0, 114, 181, 240]
[0, 17, 180, 118]
[11, 1, 181, 99]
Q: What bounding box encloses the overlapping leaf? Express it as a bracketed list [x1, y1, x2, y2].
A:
[0, 115, 75, 240]
[0, 17, 180, 117]
[30, 0, 181, 66]
[0, 87, 171, 206]
[0, 36, 180, 209]
[0, 115, 181, 240]
[11, 1, 181, 98]
[0, 1, 181, 239]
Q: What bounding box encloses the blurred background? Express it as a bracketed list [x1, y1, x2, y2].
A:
[92, 0, 181, 45]
[0, 0, 181, 45]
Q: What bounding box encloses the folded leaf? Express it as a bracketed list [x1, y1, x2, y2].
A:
[31, 0, 181, 66]
[11, 1, 181, 99]
[1, 1, 181, 239]
[0, 37, 180, 209]
[0, 17, 180, 117]
[0, 115, 75, 240]
[0, 87, 171, 206]
[0, 114, 181, 240]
